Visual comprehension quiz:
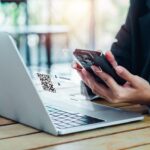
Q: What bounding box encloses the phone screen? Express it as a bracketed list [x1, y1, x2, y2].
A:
[74, 49, 101, 69]
[73, 49, 126, 85]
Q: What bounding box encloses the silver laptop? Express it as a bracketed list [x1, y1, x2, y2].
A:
[0, 32, 144, 135]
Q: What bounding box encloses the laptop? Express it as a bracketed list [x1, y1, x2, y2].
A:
[0, 32, 144, 135]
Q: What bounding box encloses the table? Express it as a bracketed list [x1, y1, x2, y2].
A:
[0, 100, 150, 150]
[0, 25, 69, 66]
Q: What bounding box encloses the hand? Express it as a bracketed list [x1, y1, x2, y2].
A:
[75, 51, 150, 104]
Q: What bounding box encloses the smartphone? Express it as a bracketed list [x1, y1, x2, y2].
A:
[73, 49, 126, 85]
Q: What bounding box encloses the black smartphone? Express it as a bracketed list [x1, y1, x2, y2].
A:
[73, 49, 126, 85]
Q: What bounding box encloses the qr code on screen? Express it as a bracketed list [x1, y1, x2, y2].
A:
[37, 73, 56, 93]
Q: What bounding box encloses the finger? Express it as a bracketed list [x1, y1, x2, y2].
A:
[72, 62, 82, 71]
[82, 69, 109, 96]
[77, 69, 90, 86]
[105, 51, 118, 69]
[91, 65, 119, 92]
[115, 66, 135, 84]
[82, 69, 120, 102]
[81, 69, 95, 88]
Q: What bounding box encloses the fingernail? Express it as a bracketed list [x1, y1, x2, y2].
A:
[71, 62, 82, 71]
[91, 66, 102, 73]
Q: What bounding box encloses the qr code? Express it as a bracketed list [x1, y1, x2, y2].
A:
[37, 73, 56, 93]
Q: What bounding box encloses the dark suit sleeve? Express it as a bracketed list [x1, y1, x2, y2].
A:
[111, 1, 132, 71]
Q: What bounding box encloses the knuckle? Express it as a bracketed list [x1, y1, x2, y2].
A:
[106, 77, 112, 83]
[107, 98, 119, 104]
[131, 75, 140, 82]
[119, 70, 124, 76]
[115, 92, 124, 100]
[92, 86, 97, 94]
[103, 76, 108, 81]
[92, 84, 96, 89]
[112, 99, 120, 104]
[103, 76, 111, 83]
[133, 75, 139, 79]
[92, 89, 97, 94]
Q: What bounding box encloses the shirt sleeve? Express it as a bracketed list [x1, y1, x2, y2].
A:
[111, 0, 132, 72]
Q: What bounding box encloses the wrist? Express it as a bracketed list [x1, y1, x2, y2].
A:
[146, 88, 150, 103]
[142, 85, 150, 104]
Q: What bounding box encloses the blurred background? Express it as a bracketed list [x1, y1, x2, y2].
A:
[0, 0, 129, 68]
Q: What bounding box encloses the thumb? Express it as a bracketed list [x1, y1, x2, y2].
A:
[115, 66, 135, 84]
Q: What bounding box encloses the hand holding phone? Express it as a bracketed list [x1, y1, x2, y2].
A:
[73, 49, 126, 85]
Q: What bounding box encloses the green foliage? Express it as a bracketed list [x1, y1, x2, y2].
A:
[0, 3, 25, 26]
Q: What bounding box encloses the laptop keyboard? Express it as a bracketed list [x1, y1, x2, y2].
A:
[46, 106, 104, 129]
